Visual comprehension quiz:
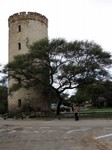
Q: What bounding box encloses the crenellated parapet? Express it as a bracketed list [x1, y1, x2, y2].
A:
[8, 12, 48, 27]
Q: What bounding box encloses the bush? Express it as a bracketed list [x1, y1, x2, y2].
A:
[0, 103, 7, 114]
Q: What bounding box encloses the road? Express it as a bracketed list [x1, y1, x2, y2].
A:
[0, 118, 112, 150]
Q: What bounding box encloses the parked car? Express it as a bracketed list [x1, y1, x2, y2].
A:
[51, 103, 71, 112]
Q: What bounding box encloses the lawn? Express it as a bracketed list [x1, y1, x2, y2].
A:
[60, 107, 112, 119]
[81, 107, 112, 113]
[79, 107, 112, 119]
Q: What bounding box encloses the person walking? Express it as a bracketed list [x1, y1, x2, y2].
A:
[72, 103, 80, 121]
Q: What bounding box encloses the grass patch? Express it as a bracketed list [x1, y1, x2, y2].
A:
[59, 107, 112, 119]
[81, 107, 112, 113]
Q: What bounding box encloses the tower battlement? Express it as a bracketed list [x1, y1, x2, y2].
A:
[8, 12, 48, 27]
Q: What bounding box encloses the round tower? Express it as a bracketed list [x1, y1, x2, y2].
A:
[8, 12, 48, 112]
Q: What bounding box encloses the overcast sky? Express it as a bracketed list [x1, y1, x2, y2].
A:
[1, 0, 112, 65]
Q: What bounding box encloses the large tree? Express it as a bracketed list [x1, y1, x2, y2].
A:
[8, 38, 112, 114]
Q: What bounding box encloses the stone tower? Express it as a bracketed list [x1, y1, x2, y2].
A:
[8, 12, 48, 112]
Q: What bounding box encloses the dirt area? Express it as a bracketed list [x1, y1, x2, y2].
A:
[0, 118, 112, 150]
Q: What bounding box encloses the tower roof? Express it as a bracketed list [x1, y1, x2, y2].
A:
[8, 12, 48, 27]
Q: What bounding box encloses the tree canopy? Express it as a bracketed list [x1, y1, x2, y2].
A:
[8, 38, 112, 114]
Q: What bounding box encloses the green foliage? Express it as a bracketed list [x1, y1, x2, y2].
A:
[74, 89, 90, 104]
[85, 84, 107, 100]
[0, 85, 7, 114]
[8, 38, 112, 114]
[73, 80, 112, 107]
[0, 65, 8, 114]
[0, 103, 7, 114]
[0, 86, 7, 100]
[0, 65, 8, 86]
[9, 83, 22, 94]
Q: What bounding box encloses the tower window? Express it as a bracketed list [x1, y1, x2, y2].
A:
[18, 25, 21, 32]
[18, 43, 21, 50]
[18, 99, 21, 107]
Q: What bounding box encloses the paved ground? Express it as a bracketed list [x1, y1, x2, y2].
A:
[0, 118, 112, 150]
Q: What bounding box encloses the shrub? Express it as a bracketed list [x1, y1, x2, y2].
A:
[0, 103, 7, 114]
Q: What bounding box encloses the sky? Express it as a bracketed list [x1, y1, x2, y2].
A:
[1, 0, 112, 65]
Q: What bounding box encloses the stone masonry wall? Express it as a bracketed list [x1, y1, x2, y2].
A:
[8, 12, 48, 112]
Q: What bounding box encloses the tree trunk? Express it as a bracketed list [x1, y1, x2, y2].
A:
[56, 97, 63, 115]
